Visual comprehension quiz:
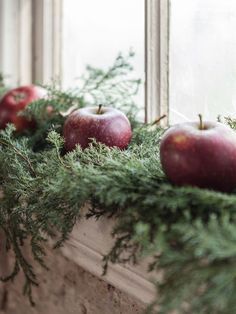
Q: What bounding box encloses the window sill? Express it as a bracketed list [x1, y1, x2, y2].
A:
[61, 207, 156, 304]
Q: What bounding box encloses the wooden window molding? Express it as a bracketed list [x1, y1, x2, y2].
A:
[0, 0, 32, 86]
[145, 0, 169, 124]
[0, 0, 62, 86]
[32, 0, 62, 84]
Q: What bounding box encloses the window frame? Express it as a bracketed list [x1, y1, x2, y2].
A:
[32, 0, 62, 84]
[0, 0, 170, 123]
[0, 0, 33, 86]
[145, 0, 169, 124]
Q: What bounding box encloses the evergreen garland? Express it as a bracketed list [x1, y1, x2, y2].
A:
[0, 53, 236, 313]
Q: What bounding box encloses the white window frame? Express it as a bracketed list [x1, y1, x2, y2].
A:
[32, 0, 62, 84]
[0, 0, 32, 86]
[145, 0, 169, 124]
[0, 0, 62, 86]
[0, 0, 169, 122]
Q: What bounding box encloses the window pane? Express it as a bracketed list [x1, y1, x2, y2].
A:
[170, 0, 236, 123]
[62, 0, 144, 116]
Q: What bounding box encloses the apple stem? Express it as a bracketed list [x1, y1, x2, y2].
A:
[97, 104, 103, 114]
[198, 114, 204, 130]
[151, 114, 167, 126]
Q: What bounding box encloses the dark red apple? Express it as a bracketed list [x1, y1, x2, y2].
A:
[160, 115, 236, 192]
[0, 85, 47, 132]
[63, 105, 132, 151]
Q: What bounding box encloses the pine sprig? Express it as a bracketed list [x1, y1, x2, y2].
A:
[148, 216, 236, 314]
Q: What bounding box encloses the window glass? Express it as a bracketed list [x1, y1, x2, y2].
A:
[170, 0, 236, 123]
[62, 0, 144, 116]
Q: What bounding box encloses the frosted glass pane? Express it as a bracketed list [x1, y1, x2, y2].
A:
[62, 0, 144, 115]
[170, 0, 236, 123]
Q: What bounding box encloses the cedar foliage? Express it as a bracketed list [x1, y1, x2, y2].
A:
[0, 53, 236, 313]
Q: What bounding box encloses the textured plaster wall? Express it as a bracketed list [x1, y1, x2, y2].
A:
[0, 246, 145, 314]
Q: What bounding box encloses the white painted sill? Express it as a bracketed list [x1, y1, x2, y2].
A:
[61, 207, 157, 304]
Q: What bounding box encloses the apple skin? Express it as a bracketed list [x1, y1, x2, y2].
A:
[0, 85, 47, 132]
[160, 121, 236, 192]
[63, 107, 132, 151]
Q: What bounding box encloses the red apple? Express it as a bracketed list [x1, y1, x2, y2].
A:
[0, 85, 47, 132]
[63, 105, 132, 151]
[160, 116, 236, 192]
